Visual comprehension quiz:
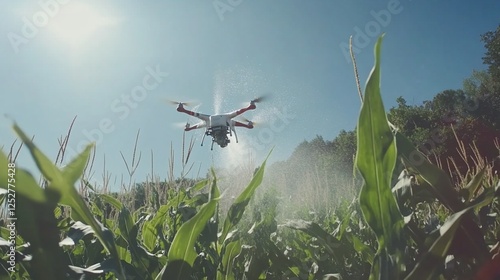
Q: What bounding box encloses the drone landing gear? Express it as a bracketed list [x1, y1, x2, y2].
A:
[233, 128, 239, 143]
[201, 132, 207, 147]
[229, 125, 239, 144]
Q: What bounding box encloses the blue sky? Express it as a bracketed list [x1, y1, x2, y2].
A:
[1, 1, 499, 187]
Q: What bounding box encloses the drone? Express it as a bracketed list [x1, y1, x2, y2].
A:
[170, 97, 265, 150]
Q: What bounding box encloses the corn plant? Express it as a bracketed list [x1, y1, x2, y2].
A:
[354, 35, 499, 279]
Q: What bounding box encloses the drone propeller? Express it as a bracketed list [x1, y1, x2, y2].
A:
[173, 121, 190, 129]
[165, 99, 199, 107]
[250, 94, 270, 104]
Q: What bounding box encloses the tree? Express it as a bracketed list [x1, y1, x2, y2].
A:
[463, 70, 500, 130]
[388, 87, 500, 181]
[329, 130, 357, 173]
[388, 96, 435, 148]
[481, 24, 500, 79]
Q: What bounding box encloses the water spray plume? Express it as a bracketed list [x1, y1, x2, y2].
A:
[213, 72, 225, 114]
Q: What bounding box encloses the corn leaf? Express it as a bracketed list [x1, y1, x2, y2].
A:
[12, 124, 125, 278]
[395, 131, 464, 212]
[162, 181, 220, 279]
[118, 207, 135, 242]
[463, 167, 486, 203]
[355, 35, 404, 279]
[99, 193, 123, 211]
[395, 131, 489, 259]
[405, 194, 493, 280]
[283, 219, 342, 256]
[0, 150, 46, 203]
[142, 204, 169, 252]
[218, 239, 242, 280]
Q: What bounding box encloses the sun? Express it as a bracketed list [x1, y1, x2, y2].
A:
[47, 2, 119, 49]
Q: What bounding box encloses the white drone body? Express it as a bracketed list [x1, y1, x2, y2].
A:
[173, 98, 263, 150]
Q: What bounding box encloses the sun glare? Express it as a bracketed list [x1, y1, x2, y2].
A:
[47, 2, 119, 49]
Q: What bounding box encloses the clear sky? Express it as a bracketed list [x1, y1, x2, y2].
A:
[1, 1, 499, 187]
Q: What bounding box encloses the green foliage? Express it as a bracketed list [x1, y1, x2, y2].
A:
[388, 89, 500, 183]
[481, 24, 500, 79]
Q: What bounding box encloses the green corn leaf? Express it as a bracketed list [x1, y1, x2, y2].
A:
[405, 195, 491, 280]
[116, 236, 133, 263]
[244, 254, 269, 280]
[99, 193, 123, 211]
[162, 181, 220, 279]
[218, 239, 242, 280]
[468, 185, 495, 210]
[187, 178, 210, 192]
[395, 131, 464, 212]
[12, 127, 63, 184]
[335, 205, 354, 241]
[12, 124, 125, 278]
[141, 192, 188, 252]
[142, 204, 170, 252]
[219, 149, 272, 242]
[355, 35, 404, 279]
[266, 241, 302, 278]
[463, 167, 486, 203]
[1, 150, 66, 279]
[283, 219, 342, 256]
[16, 195, 67, 279]
[210, 168, 220, 200]
[395, 131, 489, 259]
[351, 235, 375, 265]
[118, 207, 135, 242]
[141, 218, 159, 252]
[0, 150, 47, 203]
[119, 209, 158, 278]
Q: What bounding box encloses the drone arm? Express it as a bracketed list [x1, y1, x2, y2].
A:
[185, 122, 206, 131]
[233, 121, 254, 129]
[227, 103, 257, 118]
[185, 125, 200, 131]
[177, 104, 209, 121]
